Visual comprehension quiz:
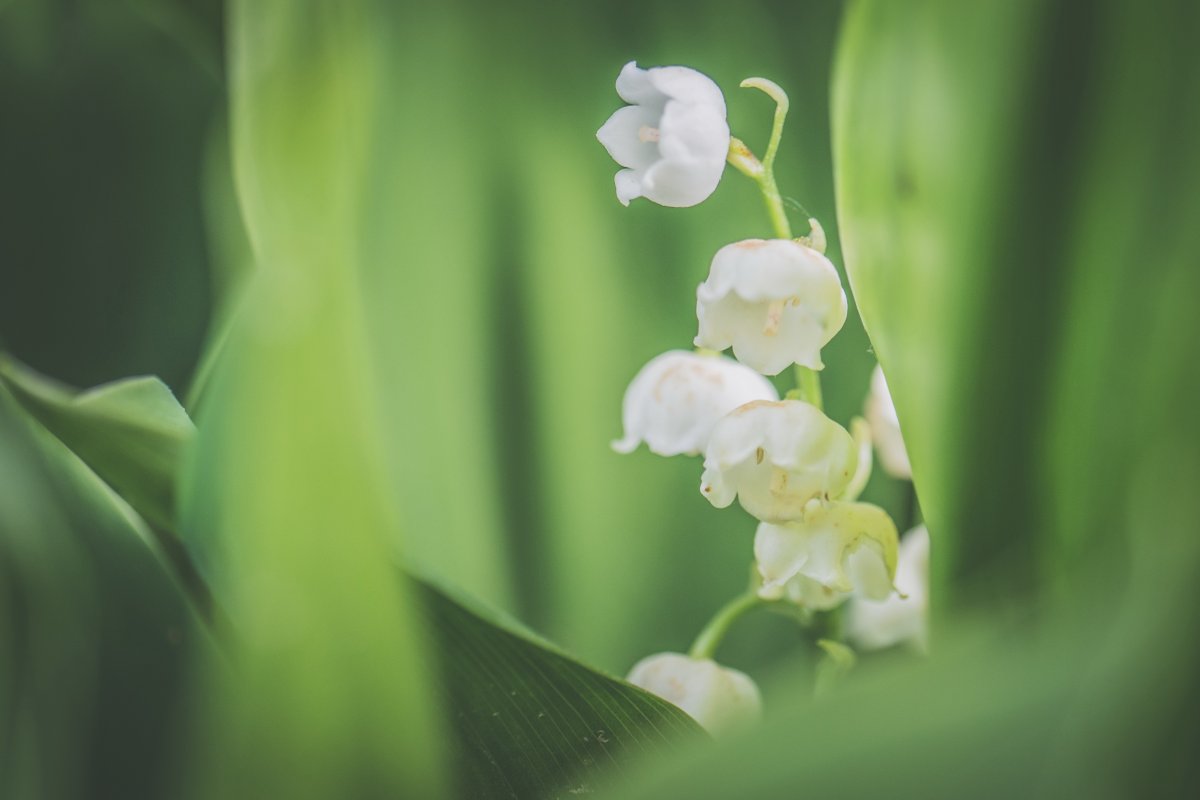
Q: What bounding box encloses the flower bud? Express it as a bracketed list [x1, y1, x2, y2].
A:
[627, 652, 761, 735]
[613, 350, 779, 457]
[865, 364, 912, 479]
[700, 400, 857, 523]
[695, 239, 847, 376]
[597, 62, 730, 207]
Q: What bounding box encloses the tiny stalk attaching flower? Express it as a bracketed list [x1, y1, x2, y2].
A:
[728, 77, 791, 239]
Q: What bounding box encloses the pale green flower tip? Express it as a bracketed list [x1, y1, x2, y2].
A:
[846, 525, 930, 652]
[752, 501, 900, 611]
[739, 76, 790, 114]
[816, 638, 857, 670]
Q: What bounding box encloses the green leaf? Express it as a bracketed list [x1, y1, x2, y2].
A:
[0, 354, 193, 531]
[419, 578, 704, 800]
[0, 384, 209, 800]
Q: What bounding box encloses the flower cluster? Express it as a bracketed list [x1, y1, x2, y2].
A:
[598, 63, 926, 732]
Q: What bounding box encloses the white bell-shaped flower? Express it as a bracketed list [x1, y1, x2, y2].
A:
[700, 400, 857, 523]
[596, 61, 730, 207]
[695, 239, 847, 376]
[754, 500, 899, 611]
[847, 524, 930, 652]
[627, 652, 761, 736]
[865, 364, 912, 479]
[613, 350, 779, 457]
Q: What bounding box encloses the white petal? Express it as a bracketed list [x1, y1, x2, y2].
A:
[627, 652, 761, 736]
[658, 101, 730, 163]
[612, 351, 779, 457]
[709, 240, 841, 302]
[865, 365, 912, 479]
[701, 400, 771, 469]
[645, 66, 727, 114]
[753, 521, 813, 593]
[596, 105, 662, 170]
[615, 61, 661, 106]
[846, 541, 893, 601]
[641, 157, 726, 208]
[730, 310, 817, 374]
[614, 169, 644, 206]
[699, 463, 737, 508]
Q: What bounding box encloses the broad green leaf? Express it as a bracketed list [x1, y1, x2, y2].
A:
[420, 578, 704, 799]
[0, 385, 209, 800]
[0, 355, 193, 532]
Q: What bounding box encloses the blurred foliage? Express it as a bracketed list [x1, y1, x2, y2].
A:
[2, 0, 1198, 797]
[0, 384, 208, 799]
[0, 357, 194, 533]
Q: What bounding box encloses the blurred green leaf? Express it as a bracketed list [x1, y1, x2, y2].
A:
[0, 385, 209, 800]
[420, 578, 703, 799]
[176, 1, 460, 796]
[0, 355, 194, 532]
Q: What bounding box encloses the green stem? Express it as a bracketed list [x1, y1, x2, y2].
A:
[794, 364, 824, 410]
[759, 170, 792, 239]
[735, 78, 793, 240]
[688, 590, 764, 660]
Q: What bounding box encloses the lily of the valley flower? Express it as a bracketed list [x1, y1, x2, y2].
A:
[627, 652, 761, 735]
[754, 500, 898, 611]
[596, 62, 730, 207]
[700, 399, 857, 523]
[865, 364, 912, 479]
[695, 239, 847, 376]
[613, 350, 779, 457]
[847, 524, 930, 652]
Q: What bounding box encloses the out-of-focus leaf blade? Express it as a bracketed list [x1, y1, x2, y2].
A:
[0, 355, 194, 531]
[178, 1, 447, 796]
[0, 385, 209, 800]
[420, 578, 704, 800]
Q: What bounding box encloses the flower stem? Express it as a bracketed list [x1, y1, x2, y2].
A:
[733, 78, 794, 240]
[688, 590, 764, 660]
[759, 169, 792, 239]
[794, 364, 823, 411]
